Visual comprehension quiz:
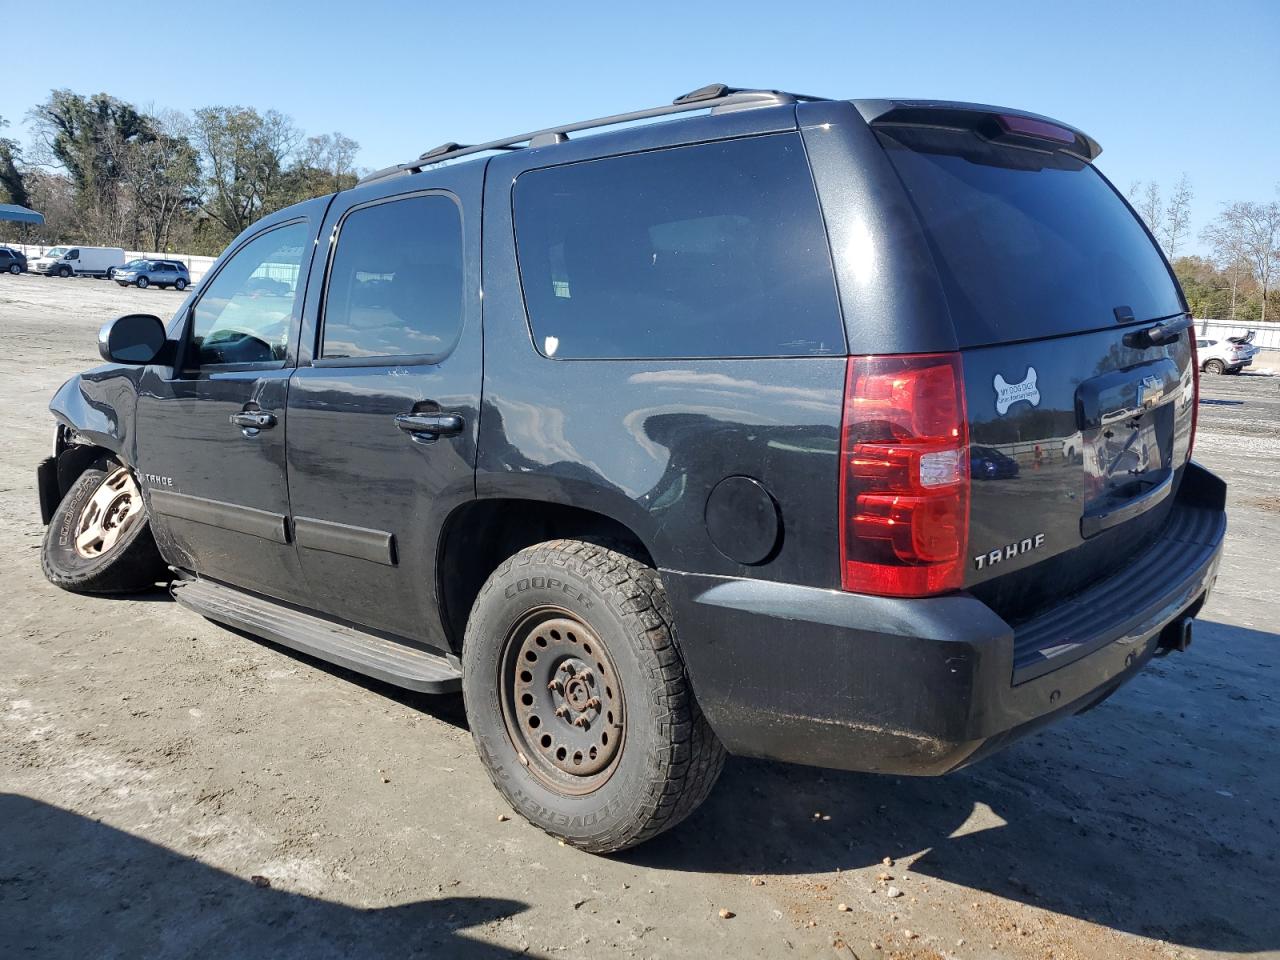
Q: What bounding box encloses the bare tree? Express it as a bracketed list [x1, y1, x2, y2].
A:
[299, 132, 360, 194]
[1161, 174, 1194, 258]
[1231, 199, 1280, 322]
[1202, 209, 1251, 319]
[103, 110, 199, 251]
[192, 106, 301, 240]
[1128, 180, 1163, 236]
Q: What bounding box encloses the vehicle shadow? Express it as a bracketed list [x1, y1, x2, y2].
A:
[114, 597, 1278, 952]
[623, 619, 1279, 954]
[0, 792, 534, 960]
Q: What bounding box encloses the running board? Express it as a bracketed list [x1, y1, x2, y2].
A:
[170, 578, 462, 693]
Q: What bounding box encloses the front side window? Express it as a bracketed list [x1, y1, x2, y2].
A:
[512, 134, 843, 360]
[65, 249, 79, 260]
[189, 220, 309, 367]
[320, 194, 464, 360]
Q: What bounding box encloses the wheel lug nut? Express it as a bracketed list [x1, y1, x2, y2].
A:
[578, 669, 594, 684]
[584, 697, 601, 711]
[554, 705, 570, 719]
[547, 678, 563, 692]
[559, 662, 575, 675]
[572, 715, 590, 729]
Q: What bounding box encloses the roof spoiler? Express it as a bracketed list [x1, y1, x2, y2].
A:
[852, 99, 1102, 162]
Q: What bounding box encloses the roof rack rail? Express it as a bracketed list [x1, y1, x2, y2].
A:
[358, 83, 825, 186]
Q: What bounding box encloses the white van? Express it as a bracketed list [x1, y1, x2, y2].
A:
[29, 246, 126, 279]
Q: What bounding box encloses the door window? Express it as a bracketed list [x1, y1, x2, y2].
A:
[188, 221, 309, 368]
[319, 194, 464, 361]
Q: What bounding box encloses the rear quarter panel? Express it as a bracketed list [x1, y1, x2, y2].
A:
[478, 116, 847, 587]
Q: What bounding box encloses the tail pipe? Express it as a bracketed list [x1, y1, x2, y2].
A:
[1158, 615, 1194, 654]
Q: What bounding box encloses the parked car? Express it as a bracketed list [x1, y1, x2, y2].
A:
[114, 259, 191, 291]
[970, 445, 1020, 480]
[0, 245, 27, 274]
[28, 245, 125, 278]
[1196, 333, 1256, 374]
[35, 84, 1226, 854]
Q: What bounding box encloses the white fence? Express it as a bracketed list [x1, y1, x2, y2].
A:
[1, 242, 217, 282]
[1194, 318, 1280, 350]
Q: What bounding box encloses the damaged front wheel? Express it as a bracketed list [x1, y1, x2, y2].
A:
[41, 462, 167, 594]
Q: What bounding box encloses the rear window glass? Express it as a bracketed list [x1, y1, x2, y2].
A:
[513, 134, 843, 359]
[878, 127, 1183, 344]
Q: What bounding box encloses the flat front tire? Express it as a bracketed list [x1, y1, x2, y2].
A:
[463, 539, 725, 853]
[41, 463, 167, 594]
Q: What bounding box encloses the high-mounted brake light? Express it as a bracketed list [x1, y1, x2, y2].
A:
[838, 353, 970, 597]
[996, 114, 1075, 145]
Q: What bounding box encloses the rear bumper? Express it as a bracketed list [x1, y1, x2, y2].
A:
[665, 461, 1226, 776]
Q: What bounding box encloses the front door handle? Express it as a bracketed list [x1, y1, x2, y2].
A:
[394, 412, 465, 442]
[230, 411, 276, 430]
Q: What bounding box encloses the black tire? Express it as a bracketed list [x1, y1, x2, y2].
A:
[41, 463, 167, 595]
[463, 539, 726, 853]
[7, 263, 19, 275]
[116, 281, 129, 287]
[174, 278, 187, 291]
[106, 267, 116, 280]
[58, 265, 71, 278]
[1204, 359, 1225, 375]
[135, 276, 149, 289]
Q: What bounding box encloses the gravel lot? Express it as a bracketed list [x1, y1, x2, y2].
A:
[2, 273, 1277, 960]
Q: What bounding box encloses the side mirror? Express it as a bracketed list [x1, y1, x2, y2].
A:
[99, 313, 167, 364]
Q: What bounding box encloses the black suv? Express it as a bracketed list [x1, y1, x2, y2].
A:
[36, 85, 1226, 853]
[1, 245, 27, 274]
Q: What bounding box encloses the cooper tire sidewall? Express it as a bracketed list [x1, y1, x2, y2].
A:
[43, 468, 140, 580]
[464, 561, 666, 845]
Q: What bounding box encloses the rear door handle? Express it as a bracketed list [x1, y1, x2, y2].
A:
[230, 411, 276, 430]
[394, 412, 465, 441]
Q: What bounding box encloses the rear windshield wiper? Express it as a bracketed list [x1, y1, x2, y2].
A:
[1122, 313, 1192, 349]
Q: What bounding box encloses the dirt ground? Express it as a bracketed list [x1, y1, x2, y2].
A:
[1, 272, 1277, 960]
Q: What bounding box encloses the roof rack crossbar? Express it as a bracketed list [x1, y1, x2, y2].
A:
[358, 84, 825, 185]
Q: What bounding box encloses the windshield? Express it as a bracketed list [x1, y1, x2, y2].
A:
[124, 260, 146, 268]
[878, 126, 1184, 346]
[44, 247, 67, 258]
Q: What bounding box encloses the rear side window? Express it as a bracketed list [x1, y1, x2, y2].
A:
[878, 126, 1183, 345]
[321, 194, 464, 360]
[513, 134, 843, 359]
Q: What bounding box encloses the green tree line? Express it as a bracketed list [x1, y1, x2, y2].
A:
[0, 90, 360, 255]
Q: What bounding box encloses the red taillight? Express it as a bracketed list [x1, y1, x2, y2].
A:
[1188, 333, 1200, 459]
[839, 353, 969, 597]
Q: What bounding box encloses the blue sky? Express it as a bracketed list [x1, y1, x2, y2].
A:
[3, 0, 1277, 254]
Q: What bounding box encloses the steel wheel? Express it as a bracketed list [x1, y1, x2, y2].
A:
[73, 466, 144, 559]
[499, 607, 626, 795]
